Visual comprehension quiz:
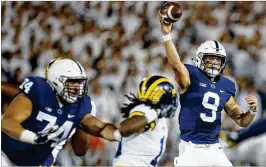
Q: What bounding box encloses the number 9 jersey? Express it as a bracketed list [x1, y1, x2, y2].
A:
[1, 76, 95, 166]
[179, 64, 236, 144]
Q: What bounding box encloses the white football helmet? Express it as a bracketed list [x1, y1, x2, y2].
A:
[47, 58, 88, 103]
[193, 40, 227, 78]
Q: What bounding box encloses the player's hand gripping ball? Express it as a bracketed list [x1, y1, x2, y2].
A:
[159, 2, 182, 25]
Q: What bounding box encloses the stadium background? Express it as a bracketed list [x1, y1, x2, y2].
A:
[1, 1, 266, 166]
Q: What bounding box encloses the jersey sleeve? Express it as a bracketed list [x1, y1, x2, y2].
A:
[19, 77, 42, 104]
[129, 105, 157, 131]
[129, 105, 156, 118]
[225, 78, 236, 97]
[79, 96, 96, 119]
[184, 64, 200, 82]
[90, 101, 97, 117]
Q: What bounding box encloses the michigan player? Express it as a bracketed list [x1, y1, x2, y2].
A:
[1, 58, 118, 166]
[112, 75, 178, 166]
[158, 15, 258, 166]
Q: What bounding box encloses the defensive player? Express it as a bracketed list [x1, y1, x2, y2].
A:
[1, 58, 118, 166]
[158, 15, 258, 166]
[113, 75, 178, 166]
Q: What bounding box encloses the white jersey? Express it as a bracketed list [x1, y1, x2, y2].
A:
[113, 104, 168, 166]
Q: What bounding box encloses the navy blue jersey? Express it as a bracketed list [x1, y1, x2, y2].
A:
[2, 76, 94, 166]
[179, 64, 236, 144]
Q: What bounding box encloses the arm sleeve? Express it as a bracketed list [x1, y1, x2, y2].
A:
[129, 105, 156, 118]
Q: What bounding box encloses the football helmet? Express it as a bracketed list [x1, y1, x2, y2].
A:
[138, 75, 178, 118]
[46, 58, 88, 103]
[193, 40, 227, 78]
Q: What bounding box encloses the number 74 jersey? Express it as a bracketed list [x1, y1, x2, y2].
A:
[1, 77, 95, 166]
[179, 64, 236, 144]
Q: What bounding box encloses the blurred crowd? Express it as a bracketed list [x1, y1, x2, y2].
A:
[1, 1, 266, 166]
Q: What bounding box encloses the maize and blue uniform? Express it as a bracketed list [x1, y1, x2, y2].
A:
[1, 76, 96, 166]
[175, 64, 236, 166]
[113, 104, 168, 167]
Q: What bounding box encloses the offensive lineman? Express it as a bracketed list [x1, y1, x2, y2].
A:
[1, 58, 91, 158]
[158, 14, 258, 166]
[1, 58, 118, 166]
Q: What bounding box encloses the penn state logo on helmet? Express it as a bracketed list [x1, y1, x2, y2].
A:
[193, 40, 227, 78]
[46, 58, 88, 103]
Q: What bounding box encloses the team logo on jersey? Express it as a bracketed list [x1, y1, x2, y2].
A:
[57, 109, 63, 114]
[211, 84, 215, 89]
[199, 82, 206, 87]
[45, 107, 52, 112]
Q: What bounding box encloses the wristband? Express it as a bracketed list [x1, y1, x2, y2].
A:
[20, 130, 37, 144]
[114, 130, 122, 141]
[163, 33, 172, 42]
[249, 107, 257, 115]
[145, 111, 158, 124]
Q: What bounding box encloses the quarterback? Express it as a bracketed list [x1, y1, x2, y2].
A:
[1, 58, 118, 166]
[113, 75, 178, 166]
[158, 14, 258, 166]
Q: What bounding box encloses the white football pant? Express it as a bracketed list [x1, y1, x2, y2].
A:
[174, 140, 232, 166]
[113, 154, 158, 167]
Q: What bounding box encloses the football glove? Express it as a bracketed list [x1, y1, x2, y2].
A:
[20, 125, 60, 144]
[35, 125, 60, 144]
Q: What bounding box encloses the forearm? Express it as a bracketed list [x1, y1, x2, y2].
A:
[79, 123, 117, 141]
[230, 109, 256, 128]
[80, 115, 118, 141]
[225, 96, 257, 128]
[1, 94, 33, 140]
[1, 118, 26, 140]
[238, 110, 256, 127]
[100, 123, 118, 141]
[71, 128, 90, 156]
[1, 81, 20, 98]
[164, 39, 182, 66]
[119, 116, 148, 137]
[164, 38, 190, 91]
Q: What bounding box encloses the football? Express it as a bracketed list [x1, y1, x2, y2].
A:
[160, 2, 182, 25]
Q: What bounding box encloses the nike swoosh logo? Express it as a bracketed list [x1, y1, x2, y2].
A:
[220, 90, 225, 93]
[68, 114, 75, 118]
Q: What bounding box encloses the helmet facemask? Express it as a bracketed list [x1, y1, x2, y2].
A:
[199, 53, 227, 78]
[194, 40, 227, 79]
[59, 76, 88, 103]
[140, 81, 178, 118]
[122, 75, 178, 119]
[156, 88, 178, 118]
